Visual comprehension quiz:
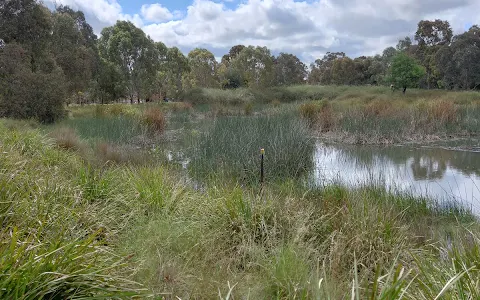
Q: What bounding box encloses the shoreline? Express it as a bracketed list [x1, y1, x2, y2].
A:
[315, 131, 480, 152]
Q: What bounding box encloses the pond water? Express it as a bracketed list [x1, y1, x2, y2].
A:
[312, 142, 480, 214]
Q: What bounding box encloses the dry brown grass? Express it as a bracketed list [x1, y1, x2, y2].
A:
[142, 107, 166, 134]
[299, 101, 335, 132]
[170, 102, 193, 112]
[428, 99, 457, 124]
[271, 99, 281, 107]
[363, 99, 395, 118]
[49, 127, 87, 153]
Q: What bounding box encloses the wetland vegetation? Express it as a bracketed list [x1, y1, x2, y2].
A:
[1, 1, 480, 299]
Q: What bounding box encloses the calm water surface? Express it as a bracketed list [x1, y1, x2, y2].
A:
[312, 142, 480, 214]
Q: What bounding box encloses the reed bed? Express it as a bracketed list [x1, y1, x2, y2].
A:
[187, 112, 315, 184]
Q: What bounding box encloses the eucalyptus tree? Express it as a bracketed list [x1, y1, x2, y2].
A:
[98, 21, 157, 103]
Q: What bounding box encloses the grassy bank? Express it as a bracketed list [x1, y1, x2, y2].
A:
[1, 119, 480, 299]
[180, 85, 480, 145]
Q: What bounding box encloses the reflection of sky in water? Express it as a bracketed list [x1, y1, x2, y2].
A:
[312, 142, 480, 215]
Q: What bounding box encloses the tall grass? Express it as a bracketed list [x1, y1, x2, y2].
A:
[0, 123, 147, 298]
[187, 112, 315, 183]
[2, 120, 480, 299]
[57, 116, 146, 144]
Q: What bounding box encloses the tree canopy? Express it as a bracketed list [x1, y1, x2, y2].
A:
[1, 0, 479, 122]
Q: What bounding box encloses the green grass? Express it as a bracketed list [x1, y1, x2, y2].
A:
[2, 88, 480, 299]
[187, 111, 315, 184]
[56, 116, 146, 144]
[0, 122, 148, 298]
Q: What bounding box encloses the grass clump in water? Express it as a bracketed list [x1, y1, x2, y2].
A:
[188, 112, 315, 183]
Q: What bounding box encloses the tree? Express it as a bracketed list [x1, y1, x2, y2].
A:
[396, 36, 412, 52]
[51, 10, 97, 100]
[91, 58, 126, 104]
[163, 47, 190, 98]
[388, 53, 425, 93]
[331, 57, 355, 85]
[0, 44, 67, 122]
[98, 21, 156, 103]
[0, 0, 53, 71]
[415, 19, 453, 47]
[414, 20, 453, 89]
[436, 25, 480, 90]
[231, 46, 275, 88]
[274, 53, 307, 86]
[55, 5, 97, 49]
[186, 48, 218, 88]
[308, 52, 345, 84]
[221, 45, 246, 66]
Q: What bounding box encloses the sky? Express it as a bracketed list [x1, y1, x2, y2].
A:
[44, 0, 480, 63]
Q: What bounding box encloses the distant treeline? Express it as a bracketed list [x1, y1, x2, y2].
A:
[1, 0, 479, 122]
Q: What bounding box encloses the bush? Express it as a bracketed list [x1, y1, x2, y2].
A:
[181, 87, 207, 104]
[0, 44, 67, 123]
[142, 107, 166, 133]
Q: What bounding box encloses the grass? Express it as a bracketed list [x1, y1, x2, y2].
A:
[0, 122, 147, 298]
[2, 85, 480, 298]
[187, 111, 315, 184]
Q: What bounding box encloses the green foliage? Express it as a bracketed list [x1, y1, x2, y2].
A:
[186, 48, 219, 88]
[0, 44, 67, 123]
[388, 53, 426, 92]
[188, 112, 315, 183]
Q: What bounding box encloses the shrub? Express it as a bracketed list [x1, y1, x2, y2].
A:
[181, 87, 207, 104]
[142, 107, 166, 133]
[0, 44, 67, 123]
[299, 102, 319, 126]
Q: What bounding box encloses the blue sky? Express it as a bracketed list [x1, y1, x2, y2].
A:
[118, 0, 239, 15]
[44, 0, 479, 63]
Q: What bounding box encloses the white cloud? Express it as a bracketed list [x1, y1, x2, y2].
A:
[141, 3, 173, 23]
[45, 0, 143, 31]
[45, 0, 480, 62]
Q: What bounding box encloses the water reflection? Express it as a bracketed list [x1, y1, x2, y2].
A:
[312, 142, 480, 214]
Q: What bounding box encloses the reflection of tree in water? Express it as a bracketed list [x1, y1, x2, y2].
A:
[410, 155, 447, 180]
[334, 144, 480, 180]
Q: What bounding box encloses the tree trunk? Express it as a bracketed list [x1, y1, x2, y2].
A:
[403, 86, 407, 94]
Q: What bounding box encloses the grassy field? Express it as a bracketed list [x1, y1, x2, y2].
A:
[1, 85, 480, 299]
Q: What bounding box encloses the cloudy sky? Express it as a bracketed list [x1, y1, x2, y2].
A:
[44, 0, 480, 63]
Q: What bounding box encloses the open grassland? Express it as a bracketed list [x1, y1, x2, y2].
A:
[2, 105, 480, 299]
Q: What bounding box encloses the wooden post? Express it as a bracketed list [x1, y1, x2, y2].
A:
[260, 148, 265, 184]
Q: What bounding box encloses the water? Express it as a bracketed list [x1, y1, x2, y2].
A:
[312, 142, 480, 214]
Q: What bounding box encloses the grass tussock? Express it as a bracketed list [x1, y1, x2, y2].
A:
[300, 100, 335, 131]
[48, 126, 87, 153]
[142, 107, 166, 134]
[188, 112, 315, 183]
